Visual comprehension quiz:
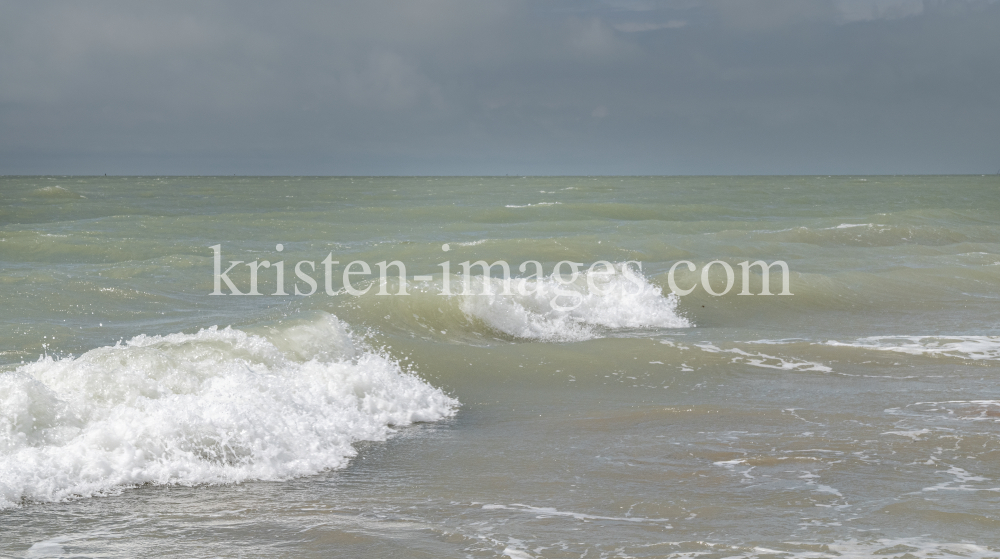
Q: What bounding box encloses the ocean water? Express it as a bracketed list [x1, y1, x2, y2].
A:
[1, 175, 999, 558]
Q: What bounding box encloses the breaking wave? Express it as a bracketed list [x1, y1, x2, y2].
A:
[456, 264, 692, 341]
[0, 312, 457, 509]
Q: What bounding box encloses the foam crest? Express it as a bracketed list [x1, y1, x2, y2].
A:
[0, 312, 457, 509]
[457, 265, 691, 341]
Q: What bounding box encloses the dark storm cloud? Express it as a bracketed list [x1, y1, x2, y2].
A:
[0, 0, 997, 175]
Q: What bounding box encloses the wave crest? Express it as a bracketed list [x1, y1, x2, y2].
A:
[457, 264, 691, 341]
[0, 312, 457, 509]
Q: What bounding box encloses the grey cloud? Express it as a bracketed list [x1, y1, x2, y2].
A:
[0, 0, 998, 175]
[700, 0, 838, 29]
[612, 20, 688, 31]
[835, 0, 925, 22]
[340, 50, 444, 111]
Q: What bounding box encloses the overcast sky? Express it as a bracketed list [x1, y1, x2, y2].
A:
[1, 0, 998, 175]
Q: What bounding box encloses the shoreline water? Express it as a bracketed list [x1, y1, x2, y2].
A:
[2, 175, 999, 557]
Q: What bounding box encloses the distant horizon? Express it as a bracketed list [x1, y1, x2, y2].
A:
[5, 173, 999, 178]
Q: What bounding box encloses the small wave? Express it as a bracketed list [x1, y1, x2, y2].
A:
[31, 186, 85, 198]
[899, 400, 1000, 421]
[504, 202, 561, 208]
[831, 223, 880, 229]
[457, 265, 691, 342]
[481, 503, 673, 524]
[694, 343, 832, 372]
[823, 336, 1000, 361]
[747, 223, 968, 247]
[783, 538, 995, 559]
[0, 312, 457, 509]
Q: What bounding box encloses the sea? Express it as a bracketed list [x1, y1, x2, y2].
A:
[1, 175, 999, 558]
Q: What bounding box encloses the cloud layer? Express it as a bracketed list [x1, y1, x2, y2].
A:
[1, 0, 998, 174]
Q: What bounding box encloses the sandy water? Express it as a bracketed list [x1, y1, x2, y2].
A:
[1, 175, 999, 557]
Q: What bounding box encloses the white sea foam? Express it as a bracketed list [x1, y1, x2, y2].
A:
[831, 223, 883, 229]
[649, 538, 1000, 558]
[882, 428, 931, 441]
[456, 266, 691, 341]
[504, 202, 561, 208]
[922, 466, 999, 493]
[31, 185, 85, 198]
[482, 503, 673, 524]
[0, 312, 457, 509]
[823, 336, 1000, 361]
[814, 538, 1000, 559]
[695, 344, 832, 372]
[901, 400, 1000, 421]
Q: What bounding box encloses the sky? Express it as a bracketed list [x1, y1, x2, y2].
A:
[1, 0, 998, 176]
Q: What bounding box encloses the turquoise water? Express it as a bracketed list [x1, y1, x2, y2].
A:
[2, 176, 999, 557]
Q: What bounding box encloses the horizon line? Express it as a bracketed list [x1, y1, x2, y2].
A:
[3, 173, 998, 178]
